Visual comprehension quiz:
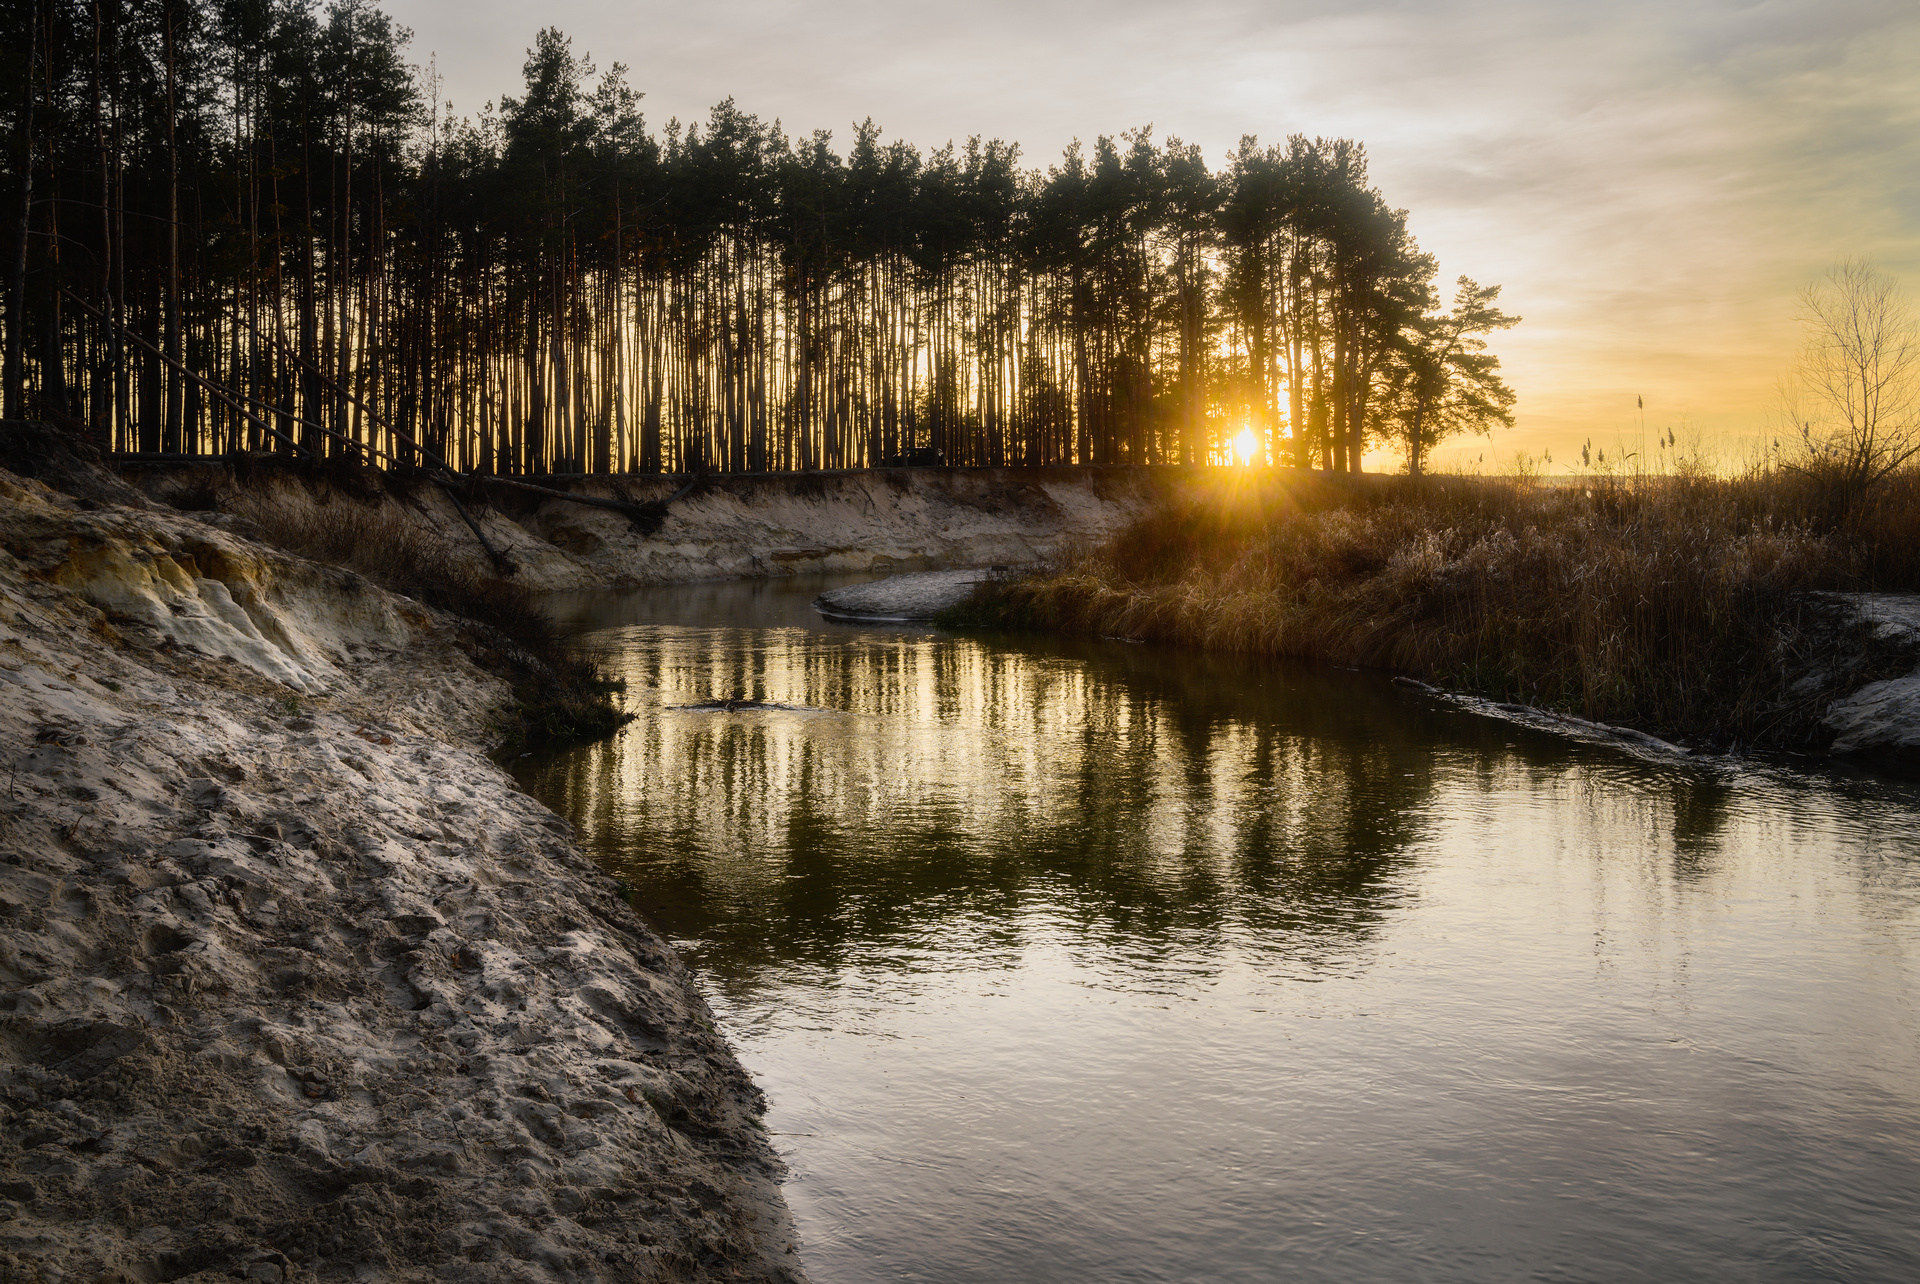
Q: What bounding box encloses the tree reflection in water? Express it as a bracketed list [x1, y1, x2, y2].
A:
[514, 579, 1920, 1284]
[519, 606, 1722, 997]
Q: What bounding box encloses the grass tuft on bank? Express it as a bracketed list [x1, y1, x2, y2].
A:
[947, 467, 1920, 748]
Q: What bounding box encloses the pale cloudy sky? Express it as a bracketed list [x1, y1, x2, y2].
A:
[387, 0, 1920, 468]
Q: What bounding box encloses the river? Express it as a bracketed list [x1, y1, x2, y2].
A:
[516, 574, 1920, 1283]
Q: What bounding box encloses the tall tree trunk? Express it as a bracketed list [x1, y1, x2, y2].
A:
[5, 1, 39, 420]
[162, 5, 184, 451]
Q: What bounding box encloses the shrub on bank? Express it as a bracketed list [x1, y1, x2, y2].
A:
[951, 468, 1920, 747]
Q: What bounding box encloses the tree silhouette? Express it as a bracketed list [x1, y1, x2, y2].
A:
[1390, 277, 1518, 477]
[0, 1, 1517, 476]
[1785, 259, 1920, 496]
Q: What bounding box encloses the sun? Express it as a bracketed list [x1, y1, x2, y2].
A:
[1232, 427, 1260, 466]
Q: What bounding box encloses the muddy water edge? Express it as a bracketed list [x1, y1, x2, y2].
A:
[518, 573, 1920, 1284]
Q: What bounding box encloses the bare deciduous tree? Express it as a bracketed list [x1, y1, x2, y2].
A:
[1787, 260, 1920, 494]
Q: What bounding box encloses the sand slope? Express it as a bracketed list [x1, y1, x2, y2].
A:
[0, 471, 804, 1283]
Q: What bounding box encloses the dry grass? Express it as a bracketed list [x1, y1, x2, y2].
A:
[955, 467, 1920, 747]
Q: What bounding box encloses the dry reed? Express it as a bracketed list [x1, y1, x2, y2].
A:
[957, 468, 1920, 747]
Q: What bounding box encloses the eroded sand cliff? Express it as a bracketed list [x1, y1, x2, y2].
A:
[0, 470, 804, 1283]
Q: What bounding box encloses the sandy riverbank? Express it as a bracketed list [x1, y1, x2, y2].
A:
[0, 465, 805, 1282]
[123, 462, 1169, 594]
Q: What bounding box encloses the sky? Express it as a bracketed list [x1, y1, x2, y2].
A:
[385, 0, 1920, 471]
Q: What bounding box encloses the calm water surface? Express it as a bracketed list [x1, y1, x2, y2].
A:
[517, 575, 1920, 1283]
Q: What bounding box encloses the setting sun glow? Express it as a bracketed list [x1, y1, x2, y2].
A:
[1232, 428, 1259, 466]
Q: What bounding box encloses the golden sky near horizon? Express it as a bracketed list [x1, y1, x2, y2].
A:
[387, 0, 1920, 473]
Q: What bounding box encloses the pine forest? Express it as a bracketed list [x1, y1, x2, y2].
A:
[0, 0, 1518, 476]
